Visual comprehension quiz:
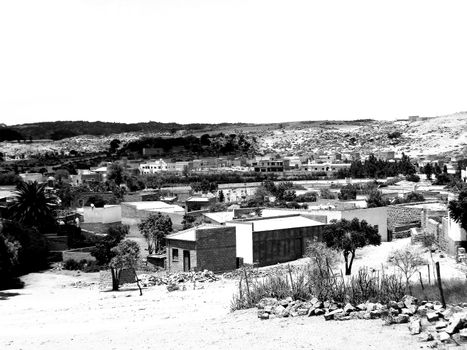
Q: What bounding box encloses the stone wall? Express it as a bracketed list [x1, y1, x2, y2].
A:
[387, 205, 423, 232]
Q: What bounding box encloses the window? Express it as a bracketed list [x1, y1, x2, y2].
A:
[172, 249, 179, 261]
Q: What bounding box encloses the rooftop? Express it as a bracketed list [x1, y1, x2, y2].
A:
[203, 211, 235, 224]
[124, 201, 185, 213]
[166, 224, 223, 241]
[231, 214, 324, 232]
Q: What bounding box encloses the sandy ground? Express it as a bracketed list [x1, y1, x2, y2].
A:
[0, 238, 465, 350]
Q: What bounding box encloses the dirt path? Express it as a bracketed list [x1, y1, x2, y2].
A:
[1, 271, 421, 350]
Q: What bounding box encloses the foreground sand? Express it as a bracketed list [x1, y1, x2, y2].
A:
[0, 238, 464, 350]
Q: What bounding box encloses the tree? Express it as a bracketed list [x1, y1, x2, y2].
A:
[322, 218, 381, 275]
[218, 190, 225, 202]
[423, 163, 433, 180]
[405, 191, 425, 203]
[8, 181, 56, 232]
[54, 169, 70, 182]
[137, 213, 173, 255]
[387, 245, 426, 293]
[296, 192, 317, 203]
[0, 221, 22, 289]
[190, 179, 218, 194]
[320, 188, 336, 199]
[109, 240, 142, 294]
[448, 189, 467, 231]
[366, 190, 389, 208]
[91, 224, 128, 266]
[338, 184, 357, 200]
[109, 139, 121, 154]
[107, 162, 125, 185]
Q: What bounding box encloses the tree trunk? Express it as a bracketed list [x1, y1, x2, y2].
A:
[343, 251, 351, 275]
[111, 268, 120, 291]
[133, 268, 143, 296]
[346, 250, 356, 276]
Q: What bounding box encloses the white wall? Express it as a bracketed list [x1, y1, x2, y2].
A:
[341, 206, 388, 242]
[227, 222, 253, 264]
[83, 205, 122, 224]
[447, 214, 467, 241]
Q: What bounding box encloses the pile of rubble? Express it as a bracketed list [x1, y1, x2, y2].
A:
[256, 296, 467, 346]
[139, 270, 219, 288]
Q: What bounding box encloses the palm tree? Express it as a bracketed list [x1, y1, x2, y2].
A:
[9, 181, 56, 231]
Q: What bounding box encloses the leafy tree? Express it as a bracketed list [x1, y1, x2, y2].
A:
[109, 240, 142, 294]
[320, 188, 336, 199]
[109, 139, 121, 153]
[387, 245, 426, 293]
[434, 172, 452, 185]
[0, 128, 24, 142]
[423, 163, 433, 180]
[218, 190, 225, 203]
[85, 195, 107, 208]
[366, 190, 389, 208]
[181, 214, 197, 230]
[0, 173, 21, 186]
[8, 181, 56, 232]
[1, 220, 48, 274]
[406, 174, 420, 183]
[405, 191, 425, 203]
[0, 222, 22, 289]
[322, 218, 381, 275]
[137, 213, 172, 255]
[338, 184, 357, 200]
[91, 224, 128, 265]
[295, 192, 317, 203]
[190, 179, 218, 194]
[54, 169, 70, 182]
[448, 190, 467, 231]
[107, 162, 125, 185]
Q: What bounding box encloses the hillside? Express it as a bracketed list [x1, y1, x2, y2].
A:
[1, 113, 466, 159]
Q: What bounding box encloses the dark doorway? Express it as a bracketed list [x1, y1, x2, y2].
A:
[183, 250, 191, 272]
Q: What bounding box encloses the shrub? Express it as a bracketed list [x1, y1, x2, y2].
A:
[63, 259, 81, 270]
[320, 188, 336, 199]
[411, 279, 467, 305]
[406, 174, 420, 183]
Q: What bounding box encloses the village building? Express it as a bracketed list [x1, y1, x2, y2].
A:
[166, 225, 237, 272]
[226, 214, 326, 267]
[252, 159, 289, 172]
[70, 169, 101, 186]
[139, 159, 168, 174]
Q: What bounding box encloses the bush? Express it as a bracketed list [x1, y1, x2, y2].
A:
[406, 174, 420, 183]
[230, 264, 407, 311]
[411, 279, 467, 305]
[63, 259, 81, 270]
[320, 188, 336, 199]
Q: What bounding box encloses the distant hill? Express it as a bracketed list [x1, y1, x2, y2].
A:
[7, 121, 251, 140]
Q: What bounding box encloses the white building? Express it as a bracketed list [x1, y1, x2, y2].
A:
[139, 159, 168, 174]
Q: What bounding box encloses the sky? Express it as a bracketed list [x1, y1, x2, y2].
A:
[1, 0, 467, 125]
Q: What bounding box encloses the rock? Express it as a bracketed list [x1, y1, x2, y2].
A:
[452, 333, 467, 345]
[425, 302, 434, 309]
[439, 331, 450, 342]
[166, 283, 180, 292]
[389, 308, 400, 316]
[324, 308, 344, 321]
[426, 312, 439, 322]
[366, 303, 376, 312]
[329, 304, 338, 312]
[273, 305, 286, 317]
[433, 304, 443, 312]
[279, 299, 289, 307]
[310, 297, 319, 305]
[388, 301, 399, 309]
[417, 305, 428, 316]
[441, 306, 463, 319]
[434, 321, 448, 329]
[258, 311, 270, 320]
[334, 313, 351, 321]
[362, 312, 372, 320]
[370, 310, 383, 319]
[445, 315, 463, 334]
[257, 298, 278, 310]
[397, 301, 405, 309]
[409, 319, 421, 335]
[459, 329, 467, 340]
[418, 332, 434, 342]
[356, 303, 367, 311]
[297, 308, 309, 316]
[394, 314, 410, 324]
[323, 301, 331, 309]
[343, 303, 355, 314]
[403, 296, 416, 308]
[408, 305, 418, 315]
[314, 308, 325, 316]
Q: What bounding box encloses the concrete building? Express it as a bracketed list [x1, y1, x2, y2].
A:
[166, 225, 237, 272]
[70, 169, 101, 186]
[121, 201, 186, 235]
[78, 205, 122, 233]
[300, 162, 351, 176]
[166, 161, 193, 174]
[226, 214, 326, 267]
[202, 211, 235, 225]
[185, 194, 216, 212]
[139, 159, 168, 174]
[19, 173, 45, 183]
[252, 159, 289, 172]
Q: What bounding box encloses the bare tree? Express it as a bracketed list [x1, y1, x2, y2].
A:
[387, 245, 426, 292]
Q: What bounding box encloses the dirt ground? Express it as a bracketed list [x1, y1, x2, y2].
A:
[0, 238, 465, 350]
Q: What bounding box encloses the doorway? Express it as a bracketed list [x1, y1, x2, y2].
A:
[183, 250, 191, 272]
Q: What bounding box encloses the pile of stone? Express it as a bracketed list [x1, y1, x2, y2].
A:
[139, 270, 219, 288]
[256, 296, 467, 346]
